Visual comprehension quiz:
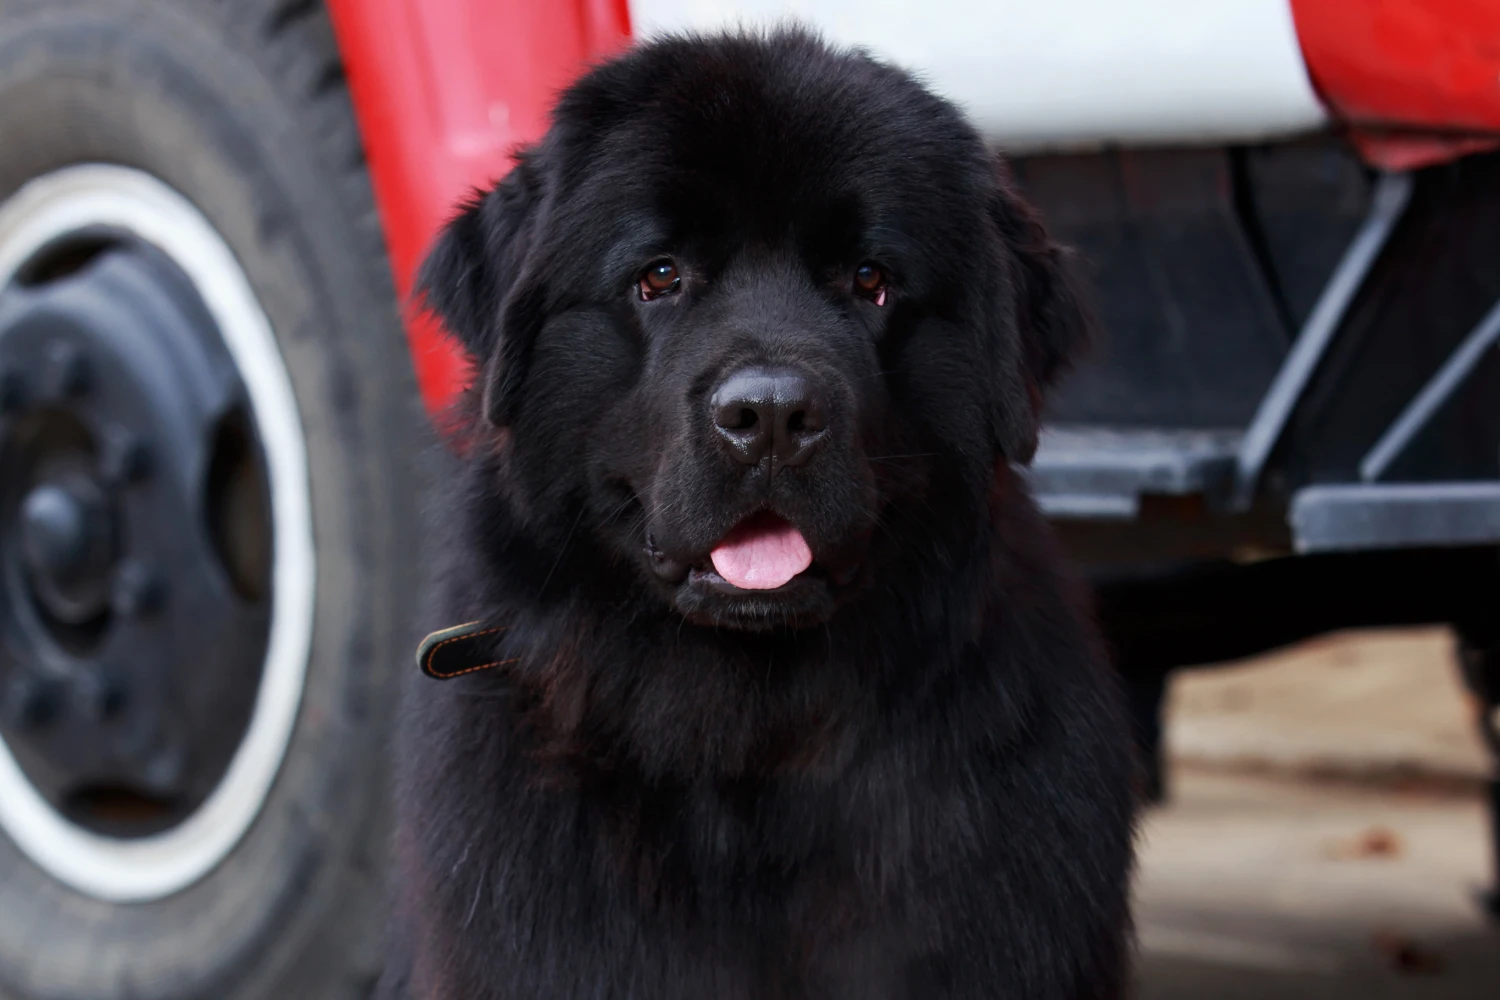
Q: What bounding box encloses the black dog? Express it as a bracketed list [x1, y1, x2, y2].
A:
[381, 29, 1135, 1000]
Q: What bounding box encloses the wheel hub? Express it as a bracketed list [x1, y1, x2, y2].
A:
[20, 475, 116, 623]
[0, 240, 272, 836]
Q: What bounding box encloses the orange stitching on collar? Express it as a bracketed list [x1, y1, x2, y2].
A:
[422, 625, 511, 678]
[426, 655, 520, 679]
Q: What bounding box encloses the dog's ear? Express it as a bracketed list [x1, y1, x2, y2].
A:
[985, 163, 1093, 464]
[417, 153, 545, 425]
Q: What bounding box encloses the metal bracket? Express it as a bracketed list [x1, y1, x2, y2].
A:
[1360, 296, 1500, 481]
[1028, 426, 1242, 520]
[1290, 480, 1500, 553]
[1233, 172, 1413, 509]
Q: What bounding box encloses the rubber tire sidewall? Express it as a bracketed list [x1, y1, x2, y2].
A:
[0, 3, 423, 998]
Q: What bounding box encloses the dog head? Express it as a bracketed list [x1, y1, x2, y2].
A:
[421, 30, 1088, 631]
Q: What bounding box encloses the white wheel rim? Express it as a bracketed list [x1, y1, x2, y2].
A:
[0, 165, 316, 902]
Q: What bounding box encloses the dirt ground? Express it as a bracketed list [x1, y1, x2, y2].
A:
[1134, 628, 1499, 998]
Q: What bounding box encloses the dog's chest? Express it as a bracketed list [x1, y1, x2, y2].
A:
[469, 781, 936, 1000]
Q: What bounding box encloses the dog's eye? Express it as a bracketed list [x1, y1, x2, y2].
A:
[639, 259, 681, 300]
[854, 262, 888, 306]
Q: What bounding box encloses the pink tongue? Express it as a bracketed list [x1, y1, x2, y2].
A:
[710, 518, 813, 590]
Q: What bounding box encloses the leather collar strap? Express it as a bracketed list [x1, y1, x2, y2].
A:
[416, 621, 515, 679]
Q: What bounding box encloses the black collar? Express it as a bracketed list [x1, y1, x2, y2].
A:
[416, 621, 513, 679]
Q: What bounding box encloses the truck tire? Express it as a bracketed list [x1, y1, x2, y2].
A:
[0, 2, 422, 997]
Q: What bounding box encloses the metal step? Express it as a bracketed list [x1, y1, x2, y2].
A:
[1291, 481, 1500, 553]
[1027, 425, 1243, 520]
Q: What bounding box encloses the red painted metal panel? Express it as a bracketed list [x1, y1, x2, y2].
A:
[1347, 131, 1500, 173]
[1291, 0, 1500, 167]
[325, 0, 631, 415]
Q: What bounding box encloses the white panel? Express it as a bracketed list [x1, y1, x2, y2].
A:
[628, 0, 1328, 150]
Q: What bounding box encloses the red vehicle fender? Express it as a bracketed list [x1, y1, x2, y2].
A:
[325, 0, 631, 416]
[1290, 0, 1500, 170]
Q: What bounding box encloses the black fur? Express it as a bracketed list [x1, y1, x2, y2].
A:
[381, 29, 1135, 1000]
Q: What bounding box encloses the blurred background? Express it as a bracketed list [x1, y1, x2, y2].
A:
[0, 1, 1496, 997]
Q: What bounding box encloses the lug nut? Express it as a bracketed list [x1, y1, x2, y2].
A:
[19, 483, 96, 582]
[112, 561, 166, 618]
[100, 433, 152, 486]
[3, 672, 62, 730]
[42, 342, 91, 398]
[77, 669, 128, 722]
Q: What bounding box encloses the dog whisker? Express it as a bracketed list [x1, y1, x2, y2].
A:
[464, 870, 486, 929]
[866, 452, 940, 462]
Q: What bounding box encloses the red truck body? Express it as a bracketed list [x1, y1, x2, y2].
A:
[326, 0, 1500, 416]
[325, 0, 630, 415]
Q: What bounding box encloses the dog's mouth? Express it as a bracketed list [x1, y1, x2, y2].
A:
[705, 512, 813, 590]
[646, 512, 864, 630]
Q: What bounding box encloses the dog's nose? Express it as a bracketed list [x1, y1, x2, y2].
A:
[711, 367, 828, 469]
